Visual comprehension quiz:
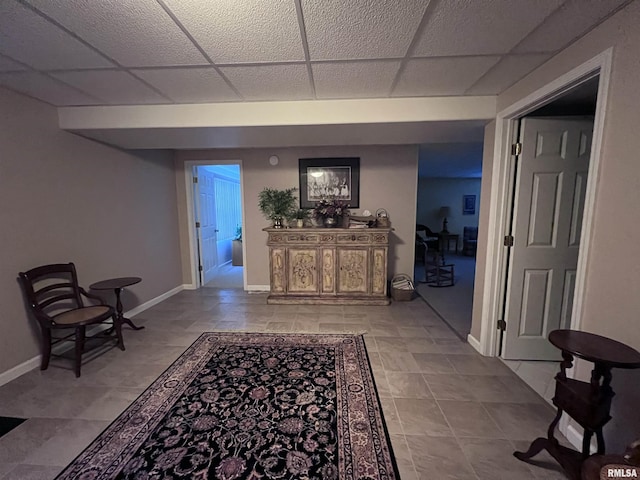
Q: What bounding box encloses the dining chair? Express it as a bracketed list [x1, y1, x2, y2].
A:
[18, 263, 124, 377]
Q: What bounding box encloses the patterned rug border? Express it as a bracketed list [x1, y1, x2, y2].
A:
[56, 332, 400, 480]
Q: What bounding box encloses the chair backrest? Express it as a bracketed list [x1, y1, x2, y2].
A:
[463, 226, 478, 241]
[417, 224, 439, 237]
[19, 263, 84, 323]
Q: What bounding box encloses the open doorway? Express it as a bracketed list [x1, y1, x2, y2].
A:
[414, 143, 483, 339]
[499, 77, 599, 403]
[192, 164, 243, 289]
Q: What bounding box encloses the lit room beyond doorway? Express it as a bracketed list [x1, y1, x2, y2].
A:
[193, 164, 243, 289]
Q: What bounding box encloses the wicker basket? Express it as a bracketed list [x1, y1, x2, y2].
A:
[390, 274, 415, 301]
[376, 208, 390, 228]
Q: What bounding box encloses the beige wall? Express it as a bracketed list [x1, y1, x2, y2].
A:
[176, 145, 419, 286]
[470, 121, 496, 341]
[476, 2, 640, 450]
[0, 87, 183, 375]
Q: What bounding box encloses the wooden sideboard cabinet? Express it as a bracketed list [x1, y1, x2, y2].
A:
[264, 227, 391, 305]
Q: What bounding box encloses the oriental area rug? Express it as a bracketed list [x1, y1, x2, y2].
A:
[56, 333, 399, 480]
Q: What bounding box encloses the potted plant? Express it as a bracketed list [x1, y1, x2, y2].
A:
[258, 187, 298, 228]
[312, 198, 350, 228]
[293, 209, 310, 228]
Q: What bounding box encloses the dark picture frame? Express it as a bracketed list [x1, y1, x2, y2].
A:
[298, 157, 360, 208]
[463, 194, 476, 215]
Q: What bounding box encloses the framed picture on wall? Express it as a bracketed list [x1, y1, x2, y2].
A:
[463, 194, 476, 215]
[298, 157, 360, 208]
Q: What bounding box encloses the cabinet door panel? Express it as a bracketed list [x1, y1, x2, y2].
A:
[287, 248, 319, 293]
[321, 248, 336, 294]
[337, 248, 368, 294]
[270, 248, 286, 293]
[371, 248, 387, 295]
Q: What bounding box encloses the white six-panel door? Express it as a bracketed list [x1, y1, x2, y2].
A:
[502, 117, 593, 360]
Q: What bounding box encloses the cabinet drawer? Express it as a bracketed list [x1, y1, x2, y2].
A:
[285, 233, 321, 243]
[336, 233, 372, 244]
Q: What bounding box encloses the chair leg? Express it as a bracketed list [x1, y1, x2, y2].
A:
[75, 326, 86, 378]
[114, 314, 125, 351]
[40, 328, 52, 371]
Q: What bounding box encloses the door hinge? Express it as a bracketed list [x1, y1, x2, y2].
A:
[511, 142, 522, 156]
[193, 176, 198, 184]
[195, 222, 201, 228]
[504, 235, 514, 247]
[497, 319, 506, 331]
[198, 265, 203, 272]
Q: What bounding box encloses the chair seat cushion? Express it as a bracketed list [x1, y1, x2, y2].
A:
[54, 306, 111, 325]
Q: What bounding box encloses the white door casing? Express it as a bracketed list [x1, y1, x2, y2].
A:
[502, 117, 593, 360]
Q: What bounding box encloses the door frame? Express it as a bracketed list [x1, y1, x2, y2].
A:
[184, 159, 246, 290]
[478, 48, 613, 357]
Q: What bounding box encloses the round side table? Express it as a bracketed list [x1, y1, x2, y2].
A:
[90, 277, 144, 330]
[514, 329, 640, 480]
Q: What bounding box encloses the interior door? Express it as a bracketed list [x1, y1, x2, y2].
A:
[502, 117, 593, 360]
[197, 168, 219, 284]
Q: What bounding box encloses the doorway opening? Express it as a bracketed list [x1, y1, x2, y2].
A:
[414, 142, 484, 339]
[191, 162, 244, 289]
[480, 65, 607, 428]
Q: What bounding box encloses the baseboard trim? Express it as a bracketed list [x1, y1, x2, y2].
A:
[247, 285, 270, 292]
[124, 285, 185, 318]
[0, 284, 185, 387]
[467, 333, 482, 353]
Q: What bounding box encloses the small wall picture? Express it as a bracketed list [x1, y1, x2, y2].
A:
[463, 195, 476, 215]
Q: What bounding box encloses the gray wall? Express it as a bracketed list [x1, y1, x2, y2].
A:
[175, 145, 419, 287]
[475, 1, 640, 451]
[0, 87, 183, 375]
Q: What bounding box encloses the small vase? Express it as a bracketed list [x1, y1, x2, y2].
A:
[324, 217, 338, 228]
[296, 219, 304, 228]
[273, 217, 283, 229]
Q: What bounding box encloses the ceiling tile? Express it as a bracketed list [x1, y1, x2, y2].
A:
[51, 70, 169, 105]
[162, 0, 304, 63]
[219, 64, 313, 101]
[0, 55, 27, 72]
[466, 54, 551, 95]
[302, 0, 427, 60]
[0, 72, 99, 106]
[133, 68, 241, 103]
[0, 1, 113, 70]
[25, 0, 207, 67]
[413, 0, 564, 57]
[312, 61, 400, 99]
[393, 56, 500, 97]
[514, 0, 630, 53]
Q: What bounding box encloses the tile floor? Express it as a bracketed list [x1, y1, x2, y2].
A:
[0, 288, 567, 479]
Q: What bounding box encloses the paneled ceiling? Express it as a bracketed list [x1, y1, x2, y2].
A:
[0, 0, 630, 107]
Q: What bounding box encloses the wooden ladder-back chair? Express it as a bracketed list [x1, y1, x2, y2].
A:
[19, 263, 125, 377]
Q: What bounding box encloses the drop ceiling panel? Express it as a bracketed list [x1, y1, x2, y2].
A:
[394, 57, 500, 97]
[413, 0, 564, 57]
[313, 61, 400, 99]
[467, 54, 551, 95]
[133, 68, 241, 103]
[219, 64, 312, 101]
[302, 0, 427, 60]
[0, 1, 114, 70]
[162, 0, 304, 63]
[0, 72, 99, 106]
[513, 0, 630, 53]
[51, 70, 169, 105]
[0, 55, 27, 72]
[25, 0, 207, 67]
